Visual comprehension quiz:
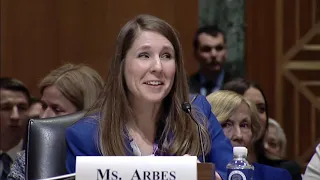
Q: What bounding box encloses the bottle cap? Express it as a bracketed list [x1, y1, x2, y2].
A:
[233, 146, 248, 157]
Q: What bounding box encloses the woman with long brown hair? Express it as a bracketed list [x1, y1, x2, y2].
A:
[65, 14, 233, 180]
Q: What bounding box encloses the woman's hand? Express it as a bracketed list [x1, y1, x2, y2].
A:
[183, 154, 222, 180]
[214, 171, 222, 180]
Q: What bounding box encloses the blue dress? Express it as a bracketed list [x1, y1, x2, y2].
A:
[65, 94, 234, 179]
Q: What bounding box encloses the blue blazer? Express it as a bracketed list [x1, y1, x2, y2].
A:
[252, 163, 292, 180]
[65, 94, 233, 179]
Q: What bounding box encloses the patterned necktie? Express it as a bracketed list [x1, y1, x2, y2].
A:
[1, 153, 12, 180]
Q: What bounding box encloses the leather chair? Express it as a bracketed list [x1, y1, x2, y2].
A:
[26, 111, 86, 180]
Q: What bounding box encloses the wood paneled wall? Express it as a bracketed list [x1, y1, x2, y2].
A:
[0, 0, 199, 97]
[246, 0, 320, 170]
[2, 0, 318, 170]
[245, 0, 277, 118]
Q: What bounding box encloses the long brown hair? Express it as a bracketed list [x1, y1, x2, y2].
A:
[99, 14, 211, 156]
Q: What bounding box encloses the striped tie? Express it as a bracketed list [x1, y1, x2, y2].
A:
[1, 153, 12, 180]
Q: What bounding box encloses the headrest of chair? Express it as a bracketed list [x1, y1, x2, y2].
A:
[26, 111, 86, 180]
[28, 111, 87, 128]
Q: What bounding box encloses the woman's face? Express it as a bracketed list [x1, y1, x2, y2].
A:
[221, 103, 253, 148]
[264, 125, 282, 159]
[124, 30, 176, 104]
[243, 87, 267, 130]
[40, 85, 77, 118]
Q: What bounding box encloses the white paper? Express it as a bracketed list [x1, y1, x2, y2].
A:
[76, 156, 197, 180]
[37, 173, 75, 180]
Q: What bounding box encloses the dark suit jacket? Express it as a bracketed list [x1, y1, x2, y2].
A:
[252, 163, 292, 180]
[188, 70, 235, 95]
[260, 157, 302, 180]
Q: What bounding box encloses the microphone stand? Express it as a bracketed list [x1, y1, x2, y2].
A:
[182, 102, 206, 163]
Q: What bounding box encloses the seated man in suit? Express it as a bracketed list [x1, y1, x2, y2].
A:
[188, 25, 235, 96]
[0, 77, 30, 180]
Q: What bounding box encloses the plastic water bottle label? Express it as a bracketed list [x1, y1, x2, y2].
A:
[227, 169, 253, 180]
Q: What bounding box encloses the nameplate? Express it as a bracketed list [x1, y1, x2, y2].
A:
[76, 156, 197, 180]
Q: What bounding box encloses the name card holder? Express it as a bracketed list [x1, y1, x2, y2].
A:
[75, 156, 214, 180]
[197, 163, 215, 180]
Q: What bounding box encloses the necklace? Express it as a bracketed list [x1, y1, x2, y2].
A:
[130, 140, 159, 156]
[126, 125, 161, 156]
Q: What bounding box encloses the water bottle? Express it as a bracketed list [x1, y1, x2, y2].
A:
[226, 147, 254, 180]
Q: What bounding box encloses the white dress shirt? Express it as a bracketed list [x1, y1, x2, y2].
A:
[304, 143, 320, 180]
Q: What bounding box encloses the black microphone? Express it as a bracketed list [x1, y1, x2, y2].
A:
[181, 102, 206, 163]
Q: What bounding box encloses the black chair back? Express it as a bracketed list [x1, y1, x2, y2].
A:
[26, 111, 86, 180]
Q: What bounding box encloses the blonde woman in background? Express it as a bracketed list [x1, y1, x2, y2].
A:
[206, 90, 291, 180]
[223, 78, 302, 180]
[39, 63, 104, 118]
[8, 63, 104, 180]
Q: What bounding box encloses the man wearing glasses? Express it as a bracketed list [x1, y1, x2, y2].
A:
[189, 26, 235, 96]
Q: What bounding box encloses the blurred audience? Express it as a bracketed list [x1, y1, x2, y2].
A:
[264, 118, 287, 160]
[21, 97, 43, 151]
[222, 78, 302, 180]
[27, 97, 43, 119]
[206, 90, 291, 179]
[7, 63, 104, 180]
[0, 77, 30, 180]
[188, 25, 235, 96]
[222, 78, 268, 132]
[38, 63, 104, 118]
[303, 143, 320, 180]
